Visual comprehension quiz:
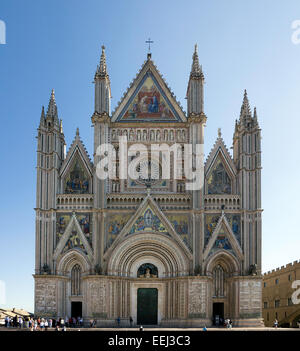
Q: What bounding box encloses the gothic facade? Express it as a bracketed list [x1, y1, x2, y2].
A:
[34, 45, 263, 327]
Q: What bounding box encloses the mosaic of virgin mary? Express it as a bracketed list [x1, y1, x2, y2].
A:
[123, 77, 175, 120]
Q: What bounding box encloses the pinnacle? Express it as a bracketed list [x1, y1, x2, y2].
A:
[240, 89, 251, 119]
[46, 88, 58, 120]
[96, 45, 108, 77]
[190, 43, 202, 78]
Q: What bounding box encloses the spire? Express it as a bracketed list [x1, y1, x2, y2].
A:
[240, 89, 251, 119]
[76, 127, 80, 138]
[95, 45, 108, 78]
[190, 44, 203, 78]
[187, 44, 205, 116]
[46, 89, 58, 122]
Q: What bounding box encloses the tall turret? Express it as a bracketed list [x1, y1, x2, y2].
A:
[233, 90, 262, 274]
[94, 45, 111, 115]
[35, 89, 65, 274]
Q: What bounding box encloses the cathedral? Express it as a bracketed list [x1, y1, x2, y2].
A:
[34, 45, 263, 327]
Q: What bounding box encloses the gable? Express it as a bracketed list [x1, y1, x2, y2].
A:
[127, 206, 170, 235]
[54, 213, 93, 260]
[104, 194, 192, 259]
[203, 213, 243, 261]
[112, 59, 187, 122]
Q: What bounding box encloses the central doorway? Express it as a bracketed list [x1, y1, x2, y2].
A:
[213, 302, 224, 326]
[137, 288, 158, 325]
[71, 301, 82, 318]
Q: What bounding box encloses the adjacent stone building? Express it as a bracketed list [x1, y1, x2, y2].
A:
[34, 45, 263, 327]
[263, 260, 300, 327]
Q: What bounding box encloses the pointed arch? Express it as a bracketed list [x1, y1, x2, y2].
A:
[56, 249, 91, 275]
[205, 250, 241, 276]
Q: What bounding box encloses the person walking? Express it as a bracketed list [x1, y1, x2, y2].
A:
[129, 316, 133, 327]
[274, 319, 278, 328]
[117, 316, 120, 327]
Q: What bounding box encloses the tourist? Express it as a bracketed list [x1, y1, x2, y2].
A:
[40, 319, 45, 330]
[274, 319, 278, 328]
[117, 316, 120, 326]
[129, 316, 133, 327]
[19, 316, 23, 329]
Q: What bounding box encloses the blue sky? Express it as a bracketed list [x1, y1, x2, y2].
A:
[0, 0, 300, 312]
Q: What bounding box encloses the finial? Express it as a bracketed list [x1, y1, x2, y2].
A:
[96, 44, 107, 76]
[190, 43, 202, 78]
[240, 89, 251, 119]
[218, 128, 222, 138]
[76, 127, 80, 137]
[46, 89, 58, 120]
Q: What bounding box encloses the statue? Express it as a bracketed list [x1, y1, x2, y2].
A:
[249, 264, 258, 276]
[94, 264, 102, 275]
[194, 265, 201, 276]
[145, 268, 151, 278]
[42, 264, 51, 275]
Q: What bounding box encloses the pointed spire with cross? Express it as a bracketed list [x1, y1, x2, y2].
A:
[146, 38, 154, 59]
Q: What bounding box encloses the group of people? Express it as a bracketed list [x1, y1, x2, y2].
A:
[213, 316, 233, 328]
[4, 315, 84, 330]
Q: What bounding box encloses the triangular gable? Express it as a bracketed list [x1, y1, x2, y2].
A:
[203, 212, 243, 261]
[205, 137, 237, 194]
[105, 193, 192, 258]
[60, 132, 93, 179]
[112, 59, 187, 122]
[53, 213, 93, 260]
[205, 137, 236, 177]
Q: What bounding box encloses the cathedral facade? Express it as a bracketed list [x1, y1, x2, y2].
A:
[34, 45, 263, 327]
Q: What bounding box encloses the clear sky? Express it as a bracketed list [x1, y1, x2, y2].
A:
[0, 0, 300, 312]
